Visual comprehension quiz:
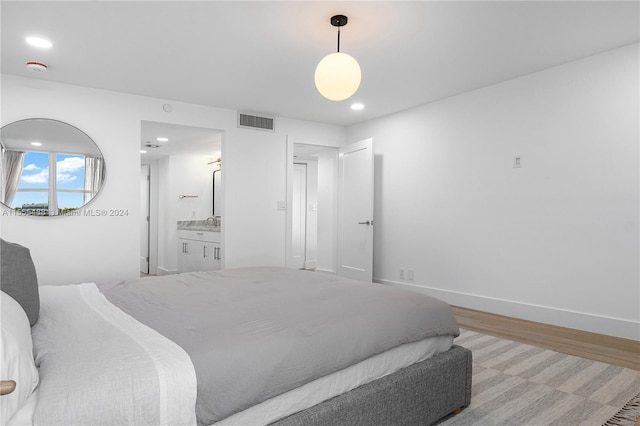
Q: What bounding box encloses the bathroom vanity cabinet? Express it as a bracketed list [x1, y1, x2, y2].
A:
[177, 229, 221, 273]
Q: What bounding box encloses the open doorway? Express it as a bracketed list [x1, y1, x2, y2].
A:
[286, 143, 338, 273]
[140, 121, 222, 276]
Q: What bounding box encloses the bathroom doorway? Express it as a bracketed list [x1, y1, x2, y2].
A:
[140, 121, 222, 275]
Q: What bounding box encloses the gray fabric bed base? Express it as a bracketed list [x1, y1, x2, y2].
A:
[271, 345, 472, 426]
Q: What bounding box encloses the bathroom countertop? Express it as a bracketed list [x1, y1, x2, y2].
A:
[177, 220, 220, 232]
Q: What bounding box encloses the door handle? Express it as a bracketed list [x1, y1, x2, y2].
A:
[358, 220, 371, 225]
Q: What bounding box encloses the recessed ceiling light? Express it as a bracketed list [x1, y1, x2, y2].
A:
[31, 141, 42, 146]
[156, 137, 169, 142]
[26, 37, 52, 48]
[350, 103, 365, 110]
[140, 150, 147, 154]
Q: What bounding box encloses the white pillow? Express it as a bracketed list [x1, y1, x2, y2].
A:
[1, 291, 39, 425]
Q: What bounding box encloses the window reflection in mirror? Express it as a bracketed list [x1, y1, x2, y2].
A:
[1, 118, 106, 216]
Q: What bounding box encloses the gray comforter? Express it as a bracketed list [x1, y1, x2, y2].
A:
[98, 267, 459, 425]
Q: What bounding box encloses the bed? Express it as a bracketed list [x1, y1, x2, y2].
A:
[1, 238, 472, 426]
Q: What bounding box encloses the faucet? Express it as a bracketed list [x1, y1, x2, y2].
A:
[206, 216, 220, 227]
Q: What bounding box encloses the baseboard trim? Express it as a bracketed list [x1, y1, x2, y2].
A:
[156, 267, 177, 276]
[375, 278, 639, 341]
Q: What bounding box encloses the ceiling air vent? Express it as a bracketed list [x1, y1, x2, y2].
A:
[238, 112, 275, 132]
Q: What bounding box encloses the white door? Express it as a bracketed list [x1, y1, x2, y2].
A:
[337, 139, 374, 281]
[291, 163, 307, 269]
[140, 165, 150, 274]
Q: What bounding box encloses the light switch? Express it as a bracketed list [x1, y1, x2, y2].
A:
[513, 156, 522, 168]
[277, 201, 287, 211]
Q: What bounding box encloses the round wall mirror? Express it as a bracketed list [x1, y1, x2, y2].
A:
[0, 118, 106, 216]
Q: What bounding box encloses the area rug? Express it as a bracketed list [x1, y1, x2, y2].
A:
[438, 329, 640, 426]
[603, 391, 640, 426]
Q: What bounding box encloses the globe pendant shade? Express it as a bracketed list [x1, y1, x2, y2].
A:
[314, 52, 362, 101]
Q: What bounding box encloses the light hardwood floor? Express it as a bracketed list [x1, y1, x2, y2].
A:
[451, 306, 640, 371]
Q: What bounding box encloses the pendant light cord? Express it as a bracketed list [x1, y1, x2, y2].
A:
[337, 26, 341, 52]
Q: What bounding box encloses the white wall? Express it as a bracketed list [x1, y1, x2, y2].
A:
[1, 75, 346, 285]
[154, 154, 215, 274]
[316, 149, 338, 273]
[225, 123, 345, 269]
[167, 155, 217, 222]
[348, 44, 639, 340]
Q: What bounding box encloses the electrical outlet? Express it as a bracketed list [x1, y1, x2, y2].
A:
[400, 268, 405, 280]
[408, 269, 415, 281]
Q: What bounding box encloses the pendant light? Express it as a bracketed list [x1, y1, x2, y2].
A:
[314, 15, 361, 101]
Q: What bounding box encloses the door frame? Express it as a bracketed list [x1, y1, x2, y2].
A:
[140, 164, 150, 274]
[141, 161, 159, 275]
[140, 122, 224, 276]
[285, 137, 339, 273]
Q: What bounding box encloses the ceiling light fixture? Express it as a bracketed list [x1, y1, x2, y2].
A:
[314, 15, 361, 102]
[156, 137, 169, 142]
[26, 37, 52, 48]
[350, 103, 365, 110]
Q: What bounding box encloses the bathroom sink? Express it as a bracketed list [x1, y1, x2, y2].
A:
[177, 219, 220, 232]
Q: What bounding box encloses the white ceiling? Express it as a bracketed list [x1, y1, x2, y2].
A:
[140, 121, 222, 160]
[1, 1, 638, 127]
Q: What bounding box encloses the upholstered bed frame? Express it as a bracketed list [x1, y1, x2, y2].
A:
[1, 237, 471, 425]
[273, 344, 472, 425]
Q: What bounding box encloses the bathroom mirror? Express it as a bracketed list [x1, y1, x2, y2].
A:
[0, 118, 106, 216]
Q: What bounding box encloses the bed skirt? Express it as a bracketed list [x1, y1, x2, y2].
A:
[271, 345, 472, 426]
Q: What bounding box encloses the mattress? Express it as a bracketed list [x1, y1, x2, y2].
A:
[98, 267, 460, 425]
